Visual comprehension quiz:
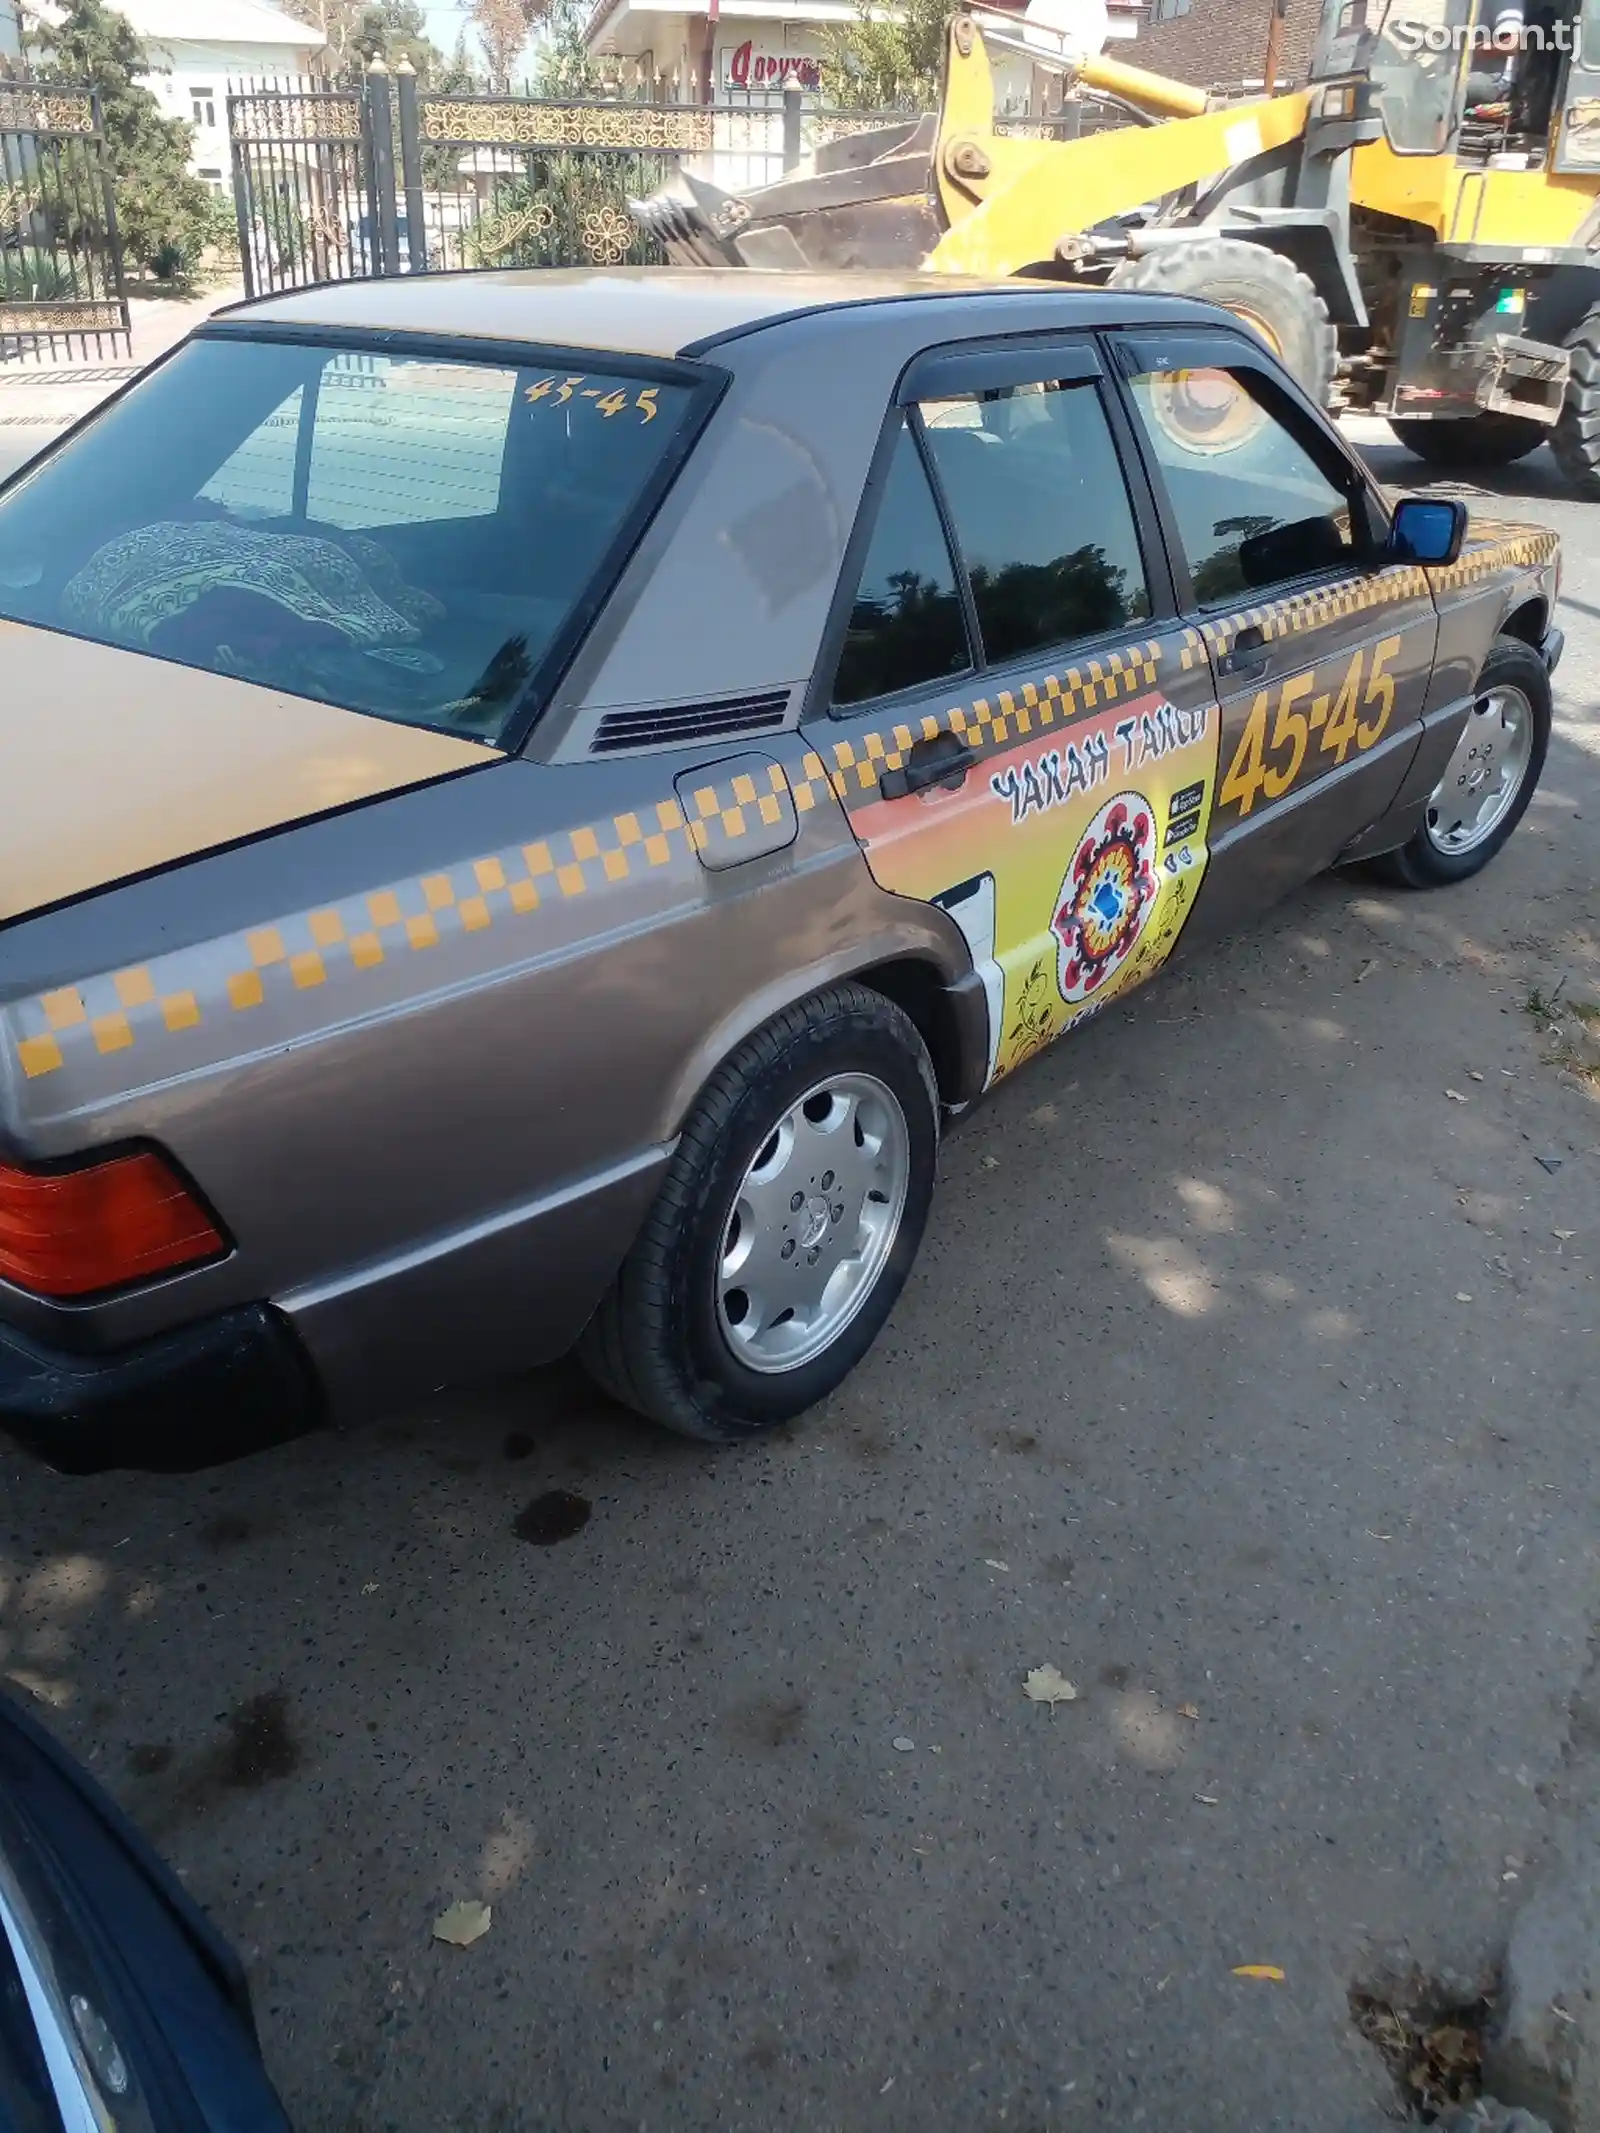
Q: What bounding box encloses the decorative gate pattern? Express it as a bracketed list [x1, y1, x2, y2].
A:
[230, 68, 908, 287]
[227, 77, 377, 297]
[0, 77, 129, 362]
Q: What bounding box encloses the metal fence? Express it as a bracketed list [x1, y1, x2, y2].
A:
[0, 75, 128, 362]
[231, 68, 1086, 291]
[227, 76, 379, 298]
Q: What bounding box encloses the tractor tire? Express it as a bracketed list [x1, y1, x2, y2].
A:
[1388, 411, 1547, 467]
[1551, 304, 1600, 497]
[1109, 236, 1337, 408]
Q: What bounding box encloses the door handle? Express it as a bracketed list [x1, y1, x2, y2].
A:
[1219, 622, 1269, 679]
[878, 732, 978, 800]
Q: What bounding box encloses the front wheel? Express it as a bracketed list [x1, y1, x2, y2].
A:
[1373, 636, 1550, 888]
[579, 983, 939, 1442]
[1109, 236, 1337, 407]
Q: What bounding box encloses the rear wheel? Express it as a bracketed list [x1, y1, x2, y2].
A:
[1373, 636, 1550, 888]
[579, 983, 939, 1443]
[1109, 236, 1337, 407]
[1551, 304, 1600, 497]
[1388, 411, 1547, 467]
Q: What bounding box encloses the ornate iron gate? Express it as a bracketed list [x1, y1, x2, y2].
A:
[227, 77, 377, 297]
[0, 77, 129, 362]
[406, 89, 785, 272]
[230, 64, 902, 288]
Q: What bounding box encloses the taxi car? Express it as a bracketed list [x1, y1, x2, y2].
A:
[0, 271, 1563, 1467]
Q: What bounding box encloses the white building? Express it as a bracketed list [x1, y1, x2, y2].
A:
[119, 0, 322, 189]
[19, 0, 323, 187]
[583, 0, 1142, 112]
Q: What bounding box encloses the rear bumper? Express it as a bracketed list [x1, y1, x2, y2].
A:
[0, 1303, 320, 1474]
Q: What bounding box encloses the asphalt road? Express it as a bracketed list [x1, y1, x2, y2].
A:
[3, 429, 1599, 2133]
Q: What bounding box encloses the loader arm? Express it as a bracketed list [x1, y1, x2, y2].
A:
[929, 15, 1313, 276]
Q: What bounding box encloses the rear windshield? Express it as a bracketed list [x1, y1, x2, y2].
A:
[0, 335, 700, 744]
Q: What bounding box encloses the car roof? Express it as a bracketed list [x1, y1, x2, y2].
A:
[223, 267, 1134, 360]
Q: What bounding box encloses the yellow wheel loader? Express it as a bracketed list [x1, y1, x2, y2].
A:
[634, 0, 1600, 486]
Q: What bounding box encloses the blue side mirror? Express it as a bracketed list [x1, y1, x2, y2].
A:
[1387, 495, 1468, 564]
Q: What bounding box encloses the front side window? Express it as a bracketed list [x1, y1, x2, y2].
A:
[1125, 361, 1360, 604]
[0, 338, 700, 741]
[919, 377, 1150, 667]
[832, 419, 971, 707]
[1366, 0, 1471, 152]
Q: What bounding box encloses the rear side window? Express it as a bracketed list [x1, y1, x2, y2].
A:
[1124, 361, 1360, 604]
[920, 378, 1151, 667]
[832, 419, 972, 707]
[0, 338, 700, 742]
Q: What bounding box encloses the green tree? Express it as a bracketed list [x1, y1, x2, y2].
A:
[28, 0, 211, 273]
[531, 0, 602, 95]
[820, 0, 951, 110]
[283, 0, 446, 85]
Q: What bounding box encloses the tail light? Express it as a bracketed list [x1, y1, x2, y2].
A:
[0, 1150, 225, 1299]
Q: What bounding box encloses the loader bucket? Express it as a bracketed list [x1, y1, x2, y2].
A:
[629, 116, 945, 271]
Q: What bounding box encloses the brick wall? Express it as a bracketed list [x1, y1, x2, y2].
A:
[1132, 0, 1316, 91]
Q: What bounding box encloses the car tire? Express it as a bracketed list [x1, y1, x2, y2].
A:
[578, 983, 940, 1443]
[1373, 636, 1551, 888]
[1388, 412, 1548, 468]
[1109, 236, 1337, 408]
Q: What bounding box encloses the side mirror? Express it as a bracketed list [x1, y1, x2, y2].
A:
[1387, 495, 1467, 565]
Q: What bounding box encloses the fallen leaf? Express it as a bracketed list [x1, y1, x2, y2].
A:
[432, 1900, 491, 1948]
[1023, 1665, 1078, 1706]
[1456, 1292, 1473, 1303]
[1353, 959, 1377, 983]
[1467, 1069, 1485, 1081]
[1232, 1964, 1285, 1981]
[983, 1559, 1011, 1572]
[1194, 1793, 1220, 1805]
[1177, 1703, 1200, 1721]
[361, 1581, 379, 1595]
[892, 1736, 915, 1752]
[1555, 1229, 1576, 1241]
[981, 1155, 999, 1170]
[1445, 1089, 1469, 1103]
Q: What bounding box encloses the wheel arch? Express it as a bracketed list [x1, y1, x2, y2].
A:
[652, 921, 983, 1147]
[1497, 594, 1550, 649]
[854, 953, 987, 1110]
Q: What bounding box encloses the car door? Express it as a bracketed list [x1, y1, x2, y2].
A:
[1108, 330, 1440, 942]
[801, 337, 1227, 1092]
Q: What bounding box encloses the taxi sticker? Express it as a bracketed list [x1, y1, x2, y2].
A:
[847, 688, 1221, 1084]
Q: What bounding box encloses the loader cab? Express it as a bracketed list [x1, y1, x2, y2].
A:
[1320, 0, 1594, 177]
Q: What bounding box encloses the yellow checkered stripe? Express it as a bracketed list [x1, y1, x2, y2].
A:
[1201, 564, 1431, 661]
[816, 643, 1164, 808]
[1431, 528, 1557, 594]
[11, 788, 730, 1083]
[676, 760, 795, 854]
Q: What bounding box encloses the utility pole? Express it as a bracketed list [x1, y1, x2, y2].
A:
[1262, 0, 1287, 90]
